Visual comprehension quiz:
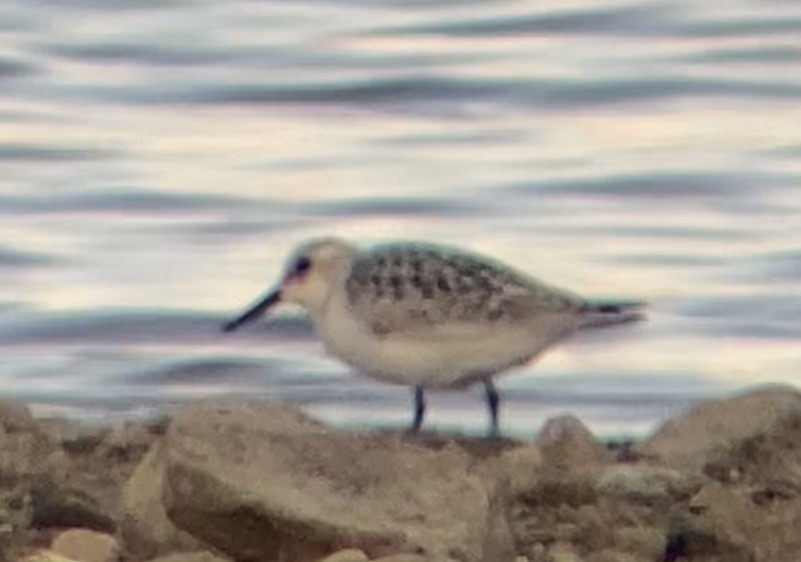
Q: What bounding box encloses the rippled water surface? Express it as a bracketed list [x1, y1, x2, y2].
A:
[2, 0, 800, 437]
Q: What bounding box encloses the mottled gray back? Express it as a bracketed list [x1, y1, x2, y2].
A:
[344, 243, 583, 336]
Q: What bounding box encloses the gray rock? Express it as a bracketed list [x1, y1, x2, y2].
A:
[120, 445, 201, 559]
[0, 413, 51, 483]
[585, 551, 643, 562]
[0, 399, 35, 432]
[29, 478, 117, 533]
[545, 542, 581, 562]
[537, 415, 611, 469]
[371, 555, 431, 562]
[611, 526, 665, 561]
[675, 480, 801, 561]
[664, 487, 755, 562]
[497, 445, 543, 497]
[317, 549, 369, 562]
[50, 529, 120, 562]
[97, 423, 157, 464]
[143, 552, 229, 562]
[17, 552, 81, 562]
[161, 401, 514, 562]
[36, 418, 107, 455]
[640, 386, 801, 470]
[595, 464, 700, 503]
[537, 415, 601, 449]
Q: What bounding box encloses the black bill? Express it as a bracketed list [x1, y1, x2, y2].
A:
[221, 289, 281, 332]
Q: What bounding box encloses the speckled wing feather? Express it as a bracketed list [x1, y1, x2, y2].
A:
[344, 244, 584, 337]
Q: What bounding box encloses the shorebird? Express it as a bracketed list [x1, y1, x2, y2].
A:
[222, 237, 645, 435]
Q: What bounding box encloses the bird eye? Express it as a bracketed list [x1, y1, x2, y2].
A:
[294, 256, 312, 276]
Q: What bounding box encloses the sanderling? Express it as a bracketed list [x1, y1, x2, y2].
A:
[223, 237, 645, 435]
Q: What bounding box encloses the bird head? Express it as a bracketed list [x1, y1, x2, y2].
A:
[222, 237, 355, 332]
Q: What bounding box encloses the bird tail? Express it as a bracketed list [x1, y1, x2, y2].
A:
[578, 300, 647, 329]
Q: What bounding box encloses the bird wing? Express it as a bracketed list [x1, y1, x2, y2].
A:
[344, 244, 585, 339]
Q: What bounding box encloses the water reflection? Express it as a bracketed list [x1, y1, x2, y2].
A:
[0, 0, 799, 436]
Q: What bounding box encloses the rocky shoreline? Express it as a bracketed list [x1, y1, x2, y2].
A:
[2, 385, 801, 562]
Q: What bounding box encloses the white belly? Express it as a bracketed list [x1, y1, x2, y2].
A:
[314, 295, 574, 389]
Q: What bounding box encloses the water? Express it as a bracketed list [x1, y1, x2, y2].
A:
[1, 0, 800, 438]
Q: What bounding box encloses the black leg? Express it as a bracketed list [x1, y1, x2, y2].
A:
[484, 379, 500, 437]
[410, 385, 426, 433]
